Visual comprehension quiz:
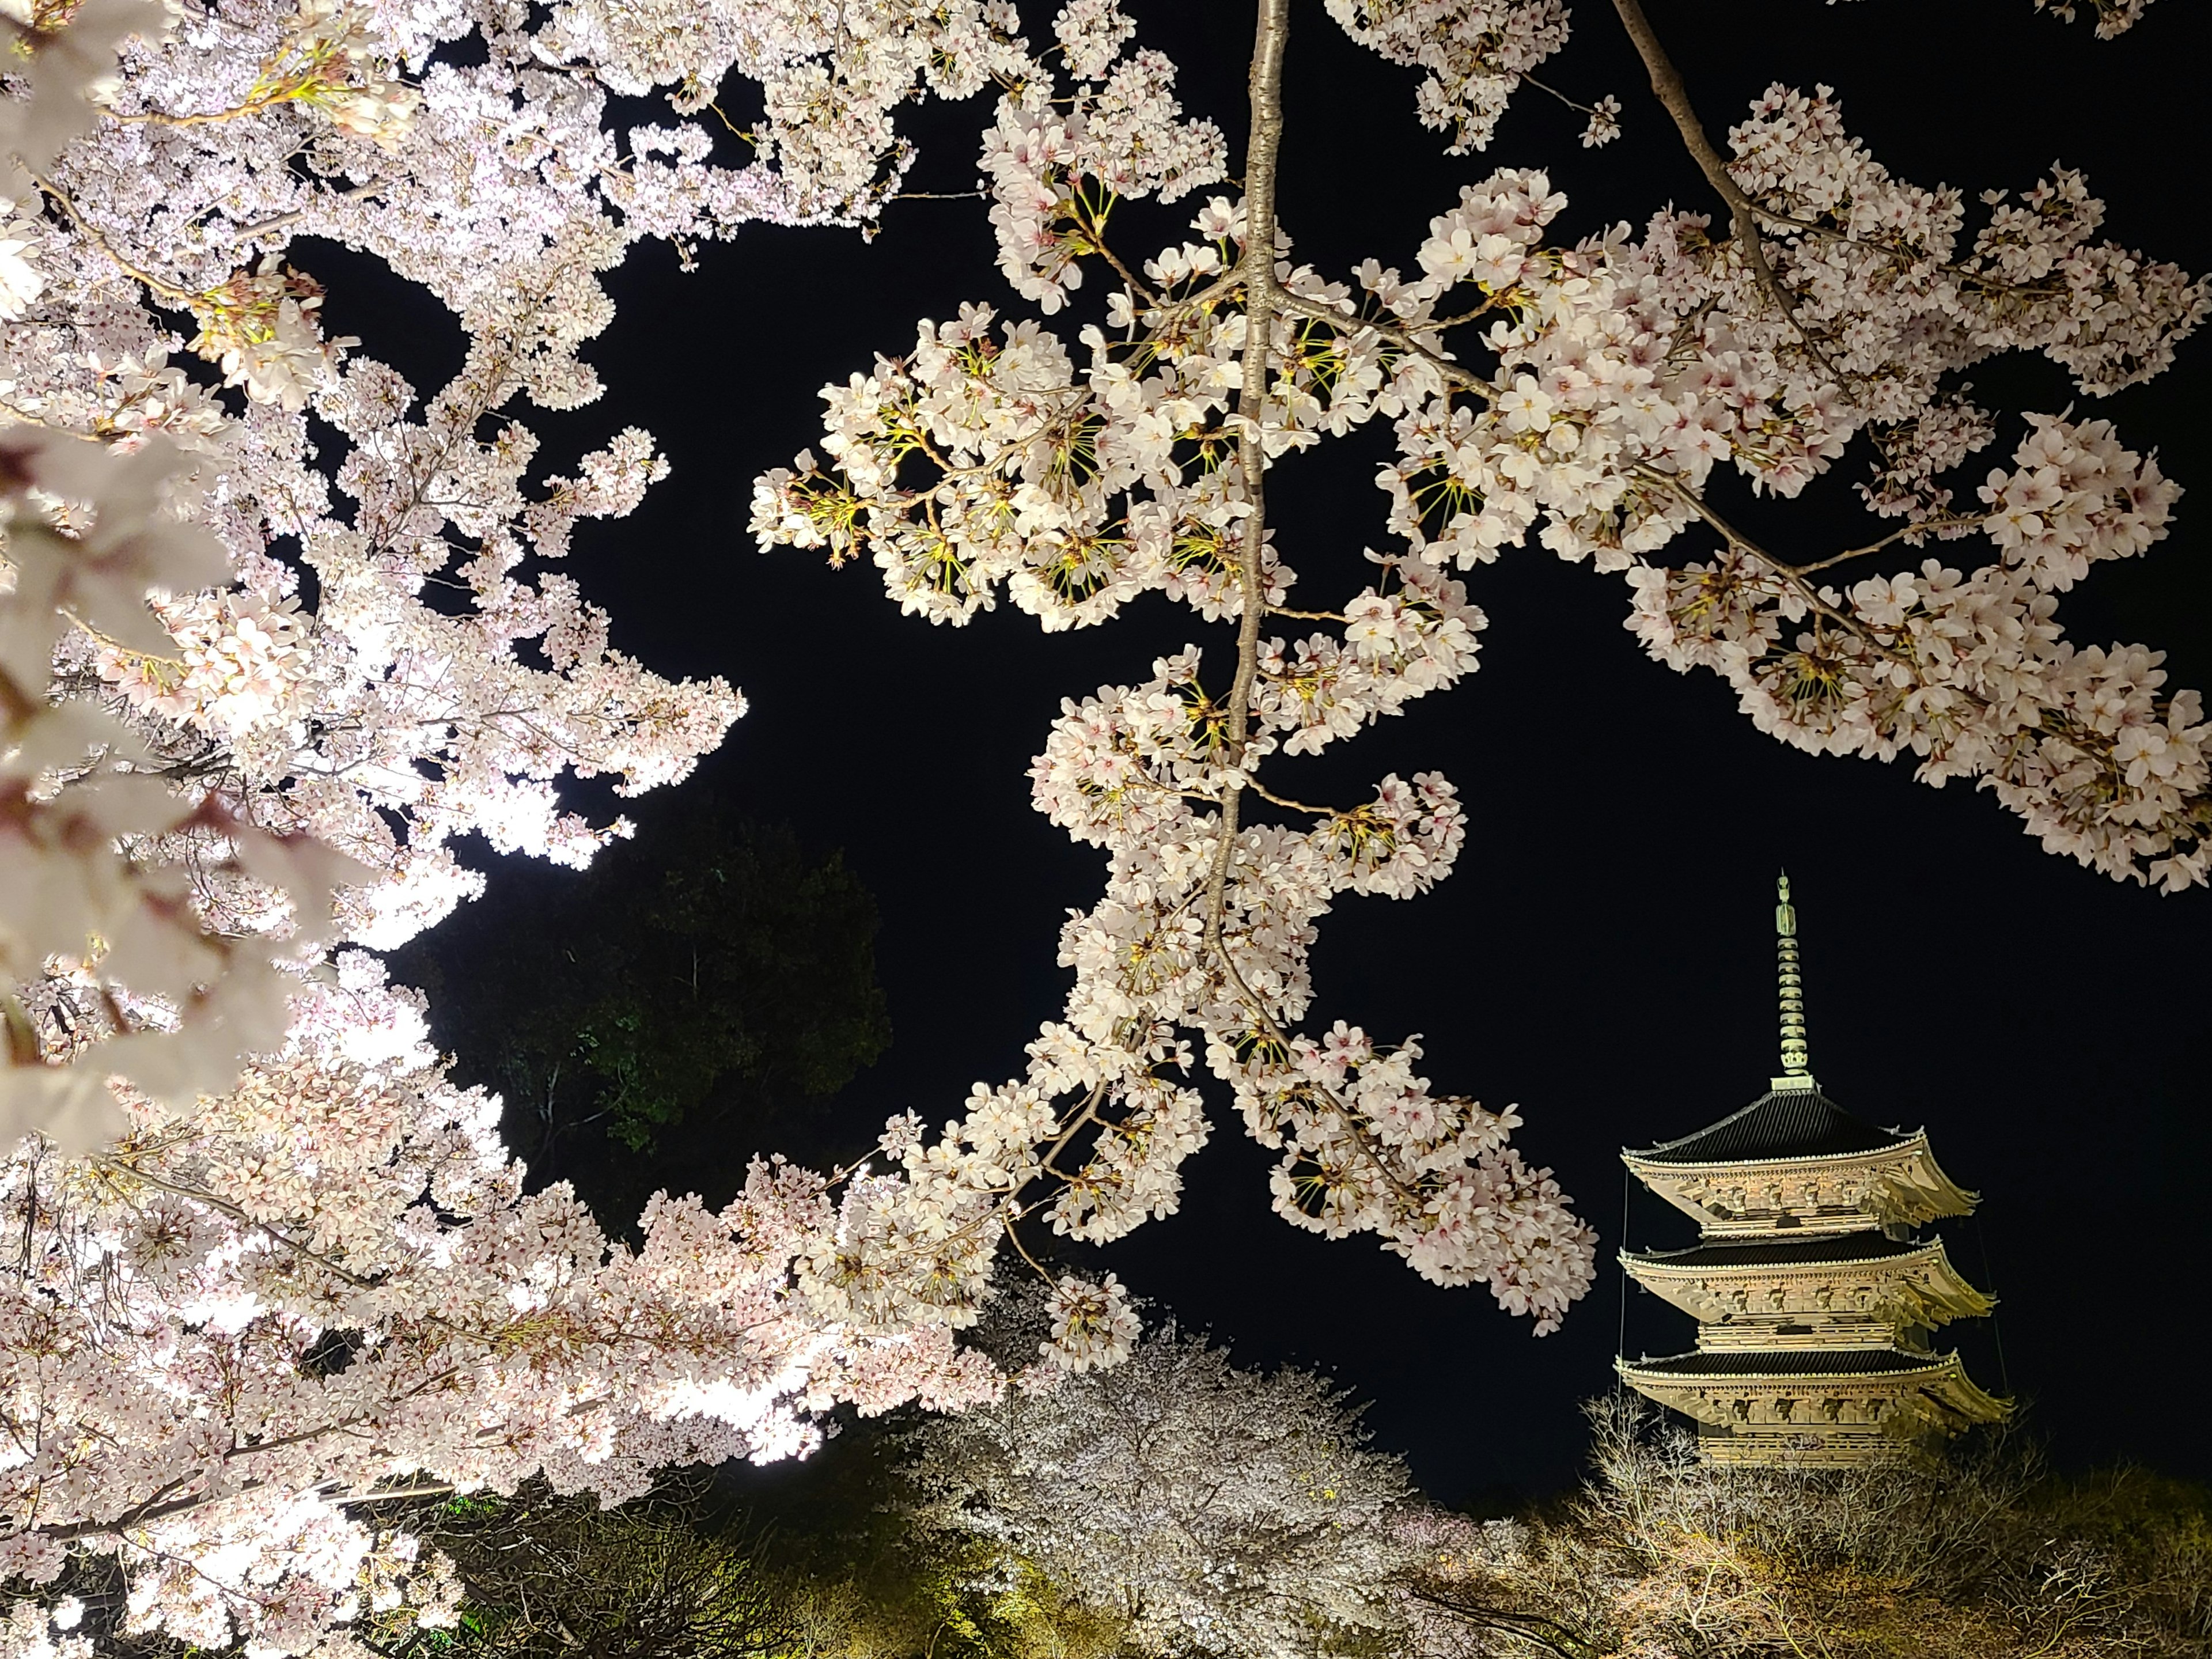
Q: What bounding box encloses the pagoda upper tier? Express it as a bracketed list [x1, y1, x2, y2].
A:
[1622, 1083, 1977, 1236]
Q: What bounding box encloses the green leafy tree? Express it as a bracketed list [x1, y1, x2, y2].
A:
[399, 812, 890, 1227]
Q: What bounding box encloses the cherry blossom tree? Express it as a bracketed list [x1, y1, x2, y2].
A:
[0, 3, 1028, 1652]
[1, 0, 2204, 1653]
[900, 1309, 1419, 1659]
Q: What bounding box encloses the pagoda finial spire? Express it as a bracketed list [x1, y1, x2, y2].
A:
[1773, 872, 1814, 1090]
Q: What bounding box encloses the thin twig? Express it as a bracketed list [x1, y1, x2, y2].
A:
[1519, 70, 1611, 122]
[1139, 265, 1246, 329]
[1786, 514, 1991, 575]
[1247, 781, 1338, 817]
[1270, 287, 1495, 398]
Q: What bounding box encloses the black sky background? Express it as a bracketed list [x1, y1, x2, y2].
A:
[379, 0, 2210, 1506]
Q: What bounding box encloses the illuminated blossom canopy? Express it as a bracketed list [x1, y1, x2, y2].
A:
[0, 0, 2200, 1652]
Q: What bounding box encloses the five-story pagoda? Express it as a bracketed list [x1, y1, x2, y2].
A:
[1615, 877, 2011, 1466]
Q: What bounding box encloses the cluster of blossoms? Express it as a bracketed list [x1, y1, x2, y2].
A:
[2027, 0, 2155, 36]
[93, 589, 306, 737]
[757, 17, 1604, 1338]
[1331, 93, 2208, 885]
[903, 1306, 1423, 1657]
[1324, 0, 1573, 154]
[0, 433, 360, 1153]
[1040, 1271, 1142, 1370]
[0, 958, 999, 1654]
[980, 7, 1225, 311]
[180, 259, 347, 413]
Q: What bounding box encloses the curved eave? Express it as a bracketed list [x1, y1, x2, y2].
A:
[1928, 1367, 2014, 1429]
[1616, 1352, 2012, 1432]
[1621, 1237, 1942, 1278]
[1906, 1234, 1996, 1321]
[1618, 1351, 1956, 1384]
[1878, 1139, 1979, 1222]
[1622, 1129, 1921, 1179]
[1618, 1237, 1994, 1325]
[1623, 1131, 1980, 1224]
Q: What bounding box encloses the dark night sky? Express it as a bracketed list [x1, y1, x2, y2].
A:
[391, 0, 2210, 1506]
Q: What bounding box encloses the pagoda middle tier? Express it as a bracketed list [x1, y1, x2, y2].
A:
[1620, 1229, 1994, 1351]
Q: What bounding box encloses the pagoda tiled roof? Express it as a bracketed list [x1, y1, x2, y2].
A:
[1630, 1232, 1925, 1270]
[1626, 1348, 1945, 1377]
[1628, 1085, 1910, 1166]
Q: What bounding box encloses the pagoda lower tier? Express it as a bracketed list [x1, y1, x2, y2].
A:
[1615, 1347, 2010, 1467]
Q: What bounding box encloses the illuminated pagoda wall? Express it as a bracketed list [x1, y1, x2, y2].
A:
[1615, 877, 2010, 1467]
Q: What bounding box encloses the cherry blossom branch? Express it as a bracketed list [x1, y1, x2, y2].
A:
[108, 94, 294, 127]
[111, 1536, 284, 1618]
[1518, 70, 1615, 124]
[1421, 298, 1513, 332]
[1069, 185, 1161, 308]
[1605, 0, 1838, 375]
[28, 172, 197, 304]
[1635, 467, 2204, 853]
[1031, 1081, 1109, 1183]
[1139, 266, 1246, 328]
[998, 1211, 1058, 1281]
[224, 177, 389, 242]
[26, 1385, 462, 1542]
[1635, 464, 1899, 635]
[86, 1157, 518, 1353]
[1210, 945, 1425, 1207]
[325, 1482, 457, 1504]
[1247, 780, 1338, 816]
[1786, 514, 1992, 575]
[90, 1156, 385, 1290]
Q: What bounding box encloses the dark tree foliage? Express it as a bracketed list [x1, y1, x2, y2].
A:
[369, 1478, 786, 1659]
[396, 809, 891, 1230]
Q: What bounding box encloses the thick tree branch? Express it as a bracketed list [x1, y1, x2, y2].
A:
[1200, 0, 1288, 962]
[1605, 0, 1835, 373]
